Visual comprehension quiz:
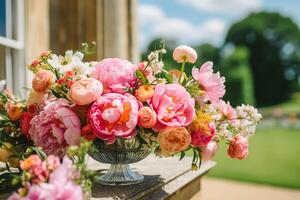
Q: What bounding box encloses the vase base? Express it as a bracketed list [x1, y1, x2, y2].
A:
[96, 164, 144, 186]
[96, 174, 144, 186]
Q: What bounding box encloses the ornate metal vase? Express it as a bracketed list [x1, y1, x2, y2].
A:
[89, 137, 151, 186]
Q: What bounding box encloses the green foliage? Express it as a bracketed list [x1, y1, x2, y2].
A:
[220, 47, 255, 106]
[135, 69, 149, 85]
[225, 11, 300, 107]
[154, 70, 173, 84]
[80, 41, 96, 56]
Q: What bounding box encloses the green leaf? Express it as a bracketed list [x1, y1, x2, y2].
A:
[31, 147, 47, 160]
[179, 151, 185, 160]
[135, 70, 148, 84]
[155, 71, 173, 83]
[136, 134, 148, 145]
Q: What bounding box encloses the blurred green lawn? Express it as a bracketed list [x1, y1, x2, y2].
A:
[260, 92, 300, 116]
[207, 128, 300, 189]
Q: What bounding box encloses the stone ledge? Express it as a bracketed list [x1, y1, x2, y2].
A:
[0, 155, 215, 200]
[90, 155, 216, 200]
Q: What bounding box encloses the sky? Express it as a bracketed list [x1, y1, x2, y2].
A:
[138, 0, 300, 50]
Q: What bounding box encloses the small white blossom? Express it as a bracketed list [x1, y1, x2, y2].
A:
[236, 104, 262, 123]
[48, 50, 93, 78]
[147, 49, 166, 74]
[218, 123, 233, 140]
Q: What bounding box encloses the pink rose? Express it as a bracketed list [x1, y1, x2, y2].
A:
[138, 107, 157, 128]
[29, 99, 81, 156]
[201, 141, 218, 161]
[191, 122, 216, 147]
[32, 70, 54, 93]
[192, 62, 225, 103]
[158, 127, 191, 155]
[67, 78, 103, 105]
[151, 84, 195, 130]
[92, 58, 137, 94]
[173, 45, 197, 63]
[228, 135, 249, 160]
[88, 93, 139, 144]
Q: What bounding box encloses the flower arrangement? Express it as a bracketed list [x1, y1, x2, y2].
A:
[8, 141, 92, 200]
[0, 41, 261, 198]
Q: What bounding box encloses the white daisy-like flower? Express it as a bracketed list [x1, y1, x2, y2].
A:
[48, 50, 93, 78]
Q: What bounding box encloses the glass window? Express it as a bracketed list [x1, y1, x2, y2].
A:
[0, 0, 6, 37]
[0, 0, 25, 92]
[0, 46, 5, 81]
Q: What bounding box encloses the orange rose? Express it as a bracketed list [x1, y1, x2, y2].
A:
[138, 107, 157, 128]
[158, 127, 191, 155]
[135, 85, 154, 102]
[32, 70, 53, 93]
[20, 155, 42, 171]
[7, 103, 23, 121]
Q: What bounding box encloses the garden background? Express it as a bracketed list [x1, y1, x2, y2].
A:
[139, 0, 300, 189]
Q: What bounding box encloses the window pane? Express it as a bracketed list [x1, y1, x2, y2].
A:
[0, 0, 5, 37]
[0, 46, 5, 82]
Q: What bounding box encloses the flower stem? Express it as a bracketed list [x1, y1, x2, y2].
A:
[179, 61, 186, 84]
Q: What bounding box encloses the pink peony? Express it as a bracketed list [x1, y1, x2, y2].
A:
[138, 107, 157, 128]
[201, 141, 218, 161]
[49, 156, 78, 185]
[8, 184, 48, 200]
[88, 93, 139, 144]
[173, 45, 197, 63]
[92, 58, 137, 94]
[29, 99, 81, 156]
[192, 62, 225, 103]
[67, 78, 103, 105]
[191, 123, 216, 147]
[151, 84, 195, 130]
[228, 135, 249, 160]
[41, 180, 83, 200]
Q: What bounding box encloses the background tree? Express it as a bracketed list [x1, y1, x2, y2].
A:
[220, 47, 255, 106]
[225, 12, 300, 107]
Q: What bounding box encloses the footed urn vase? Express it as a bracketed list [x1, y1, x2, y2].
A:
[89, 137, 151, 186]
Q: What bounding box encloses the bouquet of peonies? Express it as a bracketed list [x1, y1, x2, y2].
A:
[0, 42, 261, 198]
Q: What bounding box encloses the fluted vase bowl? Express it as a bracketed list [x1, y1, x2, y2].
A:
[89, 137, 151, 186]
